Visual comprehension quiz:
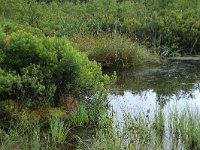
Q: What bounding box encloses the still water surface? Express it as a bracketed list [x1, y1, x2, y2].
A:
[109, 60, 200, 121]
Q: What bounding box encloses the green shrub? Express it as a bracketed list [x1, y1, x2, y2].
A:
[158, 9, 200, 55]
[1, 20, 44, 36]
[1, 0, 199, 55]
[129, 9, 200, 55]
[19, 65, 56, 107]
[1, 31, 56, 73]
[0, 30, 110, 116]
[0, 26, 5, 64]
[48, 108, 68, 119]
[0, 69, 21, 100]
[120, 4, 200, 55]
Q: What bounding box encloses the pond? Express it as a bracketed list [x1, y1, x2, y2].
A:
[109, 60, 200, 124]
[107, 60, 200, 149]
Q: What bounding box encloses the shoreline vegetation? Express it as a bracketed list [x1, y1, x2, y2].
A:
[91, 106, 200, 150]
[0, 0, 199, 149]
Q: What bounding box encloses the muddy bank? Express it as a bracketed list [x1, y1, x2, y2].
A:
[167, 56, 200, 61]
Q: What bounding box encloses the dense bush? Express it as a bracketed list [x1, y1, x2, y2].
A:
[0, 69, 21, 100]
[157, 9, 200, 55]
[0, 19, 43, 36]
[123, 9, 200, 56]
[1, 0, 199, 55]
[0, 30, 110, 112]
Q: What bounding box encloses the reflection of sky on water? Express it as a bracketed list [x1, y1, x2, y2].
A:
[108, 61, 200, 121]
[109, 88, 200, 121]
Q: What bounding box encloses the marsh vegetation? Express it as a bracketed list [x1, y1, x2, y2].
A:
[0, 0, 200, 149]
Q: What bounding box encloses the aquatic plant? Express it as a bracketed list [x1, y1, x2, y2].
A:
[152, 108, 165, 139]
[91, 106, 200, 150]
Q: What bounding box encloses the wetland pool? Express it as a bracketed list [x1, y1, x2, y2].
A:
[109, 60, 200, 122]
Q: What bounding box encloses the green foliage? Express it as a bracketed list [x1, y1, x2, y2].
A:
[0, 27, 5, 64]
[0, 30, 57, 106]
[50, 117, 70, 144]
[2, 31, 55, 72]
[91, 107, 200, 150]
[92, 110, 163, 150]
[139, 9, 200, 55]
[71, 33, 159, 67]
[69, 102, 89, 126]
[0, 30, 110, 113]
[92, 128, 123, 150]
[159, 9, 200, 54]
[168, 107, 200, 149]
[0, 69, 21, 100]
[1, 0, 199, 55]
[48, 108, 68, 119]
[1, 20, 44, 36]
[19, 65, 56, 107]
[0, 122, 52, 149]
[152, 109, 165, 139]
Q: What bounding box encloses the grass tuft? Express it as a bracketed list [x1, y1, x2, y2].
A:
[71, 33, 160, 68]
[50, 117, 70, 145]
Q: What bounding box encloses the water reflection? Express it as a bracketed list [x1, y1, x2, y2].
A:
[109, 60, 200, 118]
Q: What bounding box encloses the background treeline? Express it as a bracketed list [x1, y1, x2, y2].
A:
[0, 0, 199, 57]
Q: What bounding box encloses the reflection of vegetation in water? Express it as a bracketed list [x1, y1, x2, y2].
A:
[110, 61, 200, 107]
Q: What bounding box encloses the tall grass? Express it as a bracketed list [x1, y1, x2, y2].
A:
[92, 112, 163, 149]
[168, 107, 200, 149]
[69, 102, 89, 126]
[91, 106, 200, 150]
[50, 117, 70, 145]
[0, 125, 42, 150]
[2, 105, 200, 149]
[0, 112, 71, 149]
[71, 33, 159, 67]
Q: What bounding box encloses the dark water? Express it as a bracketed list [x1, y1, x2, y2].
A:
[108, 60, 200, 121]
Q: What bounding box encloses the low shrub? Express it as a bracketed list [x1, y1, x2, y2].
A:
[0, 19, 44, 36]
[0, 30, 110, 123]
[0, 69, 21, 100]
[159, 9, 200, 55]
[123, 9, 200, 55]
